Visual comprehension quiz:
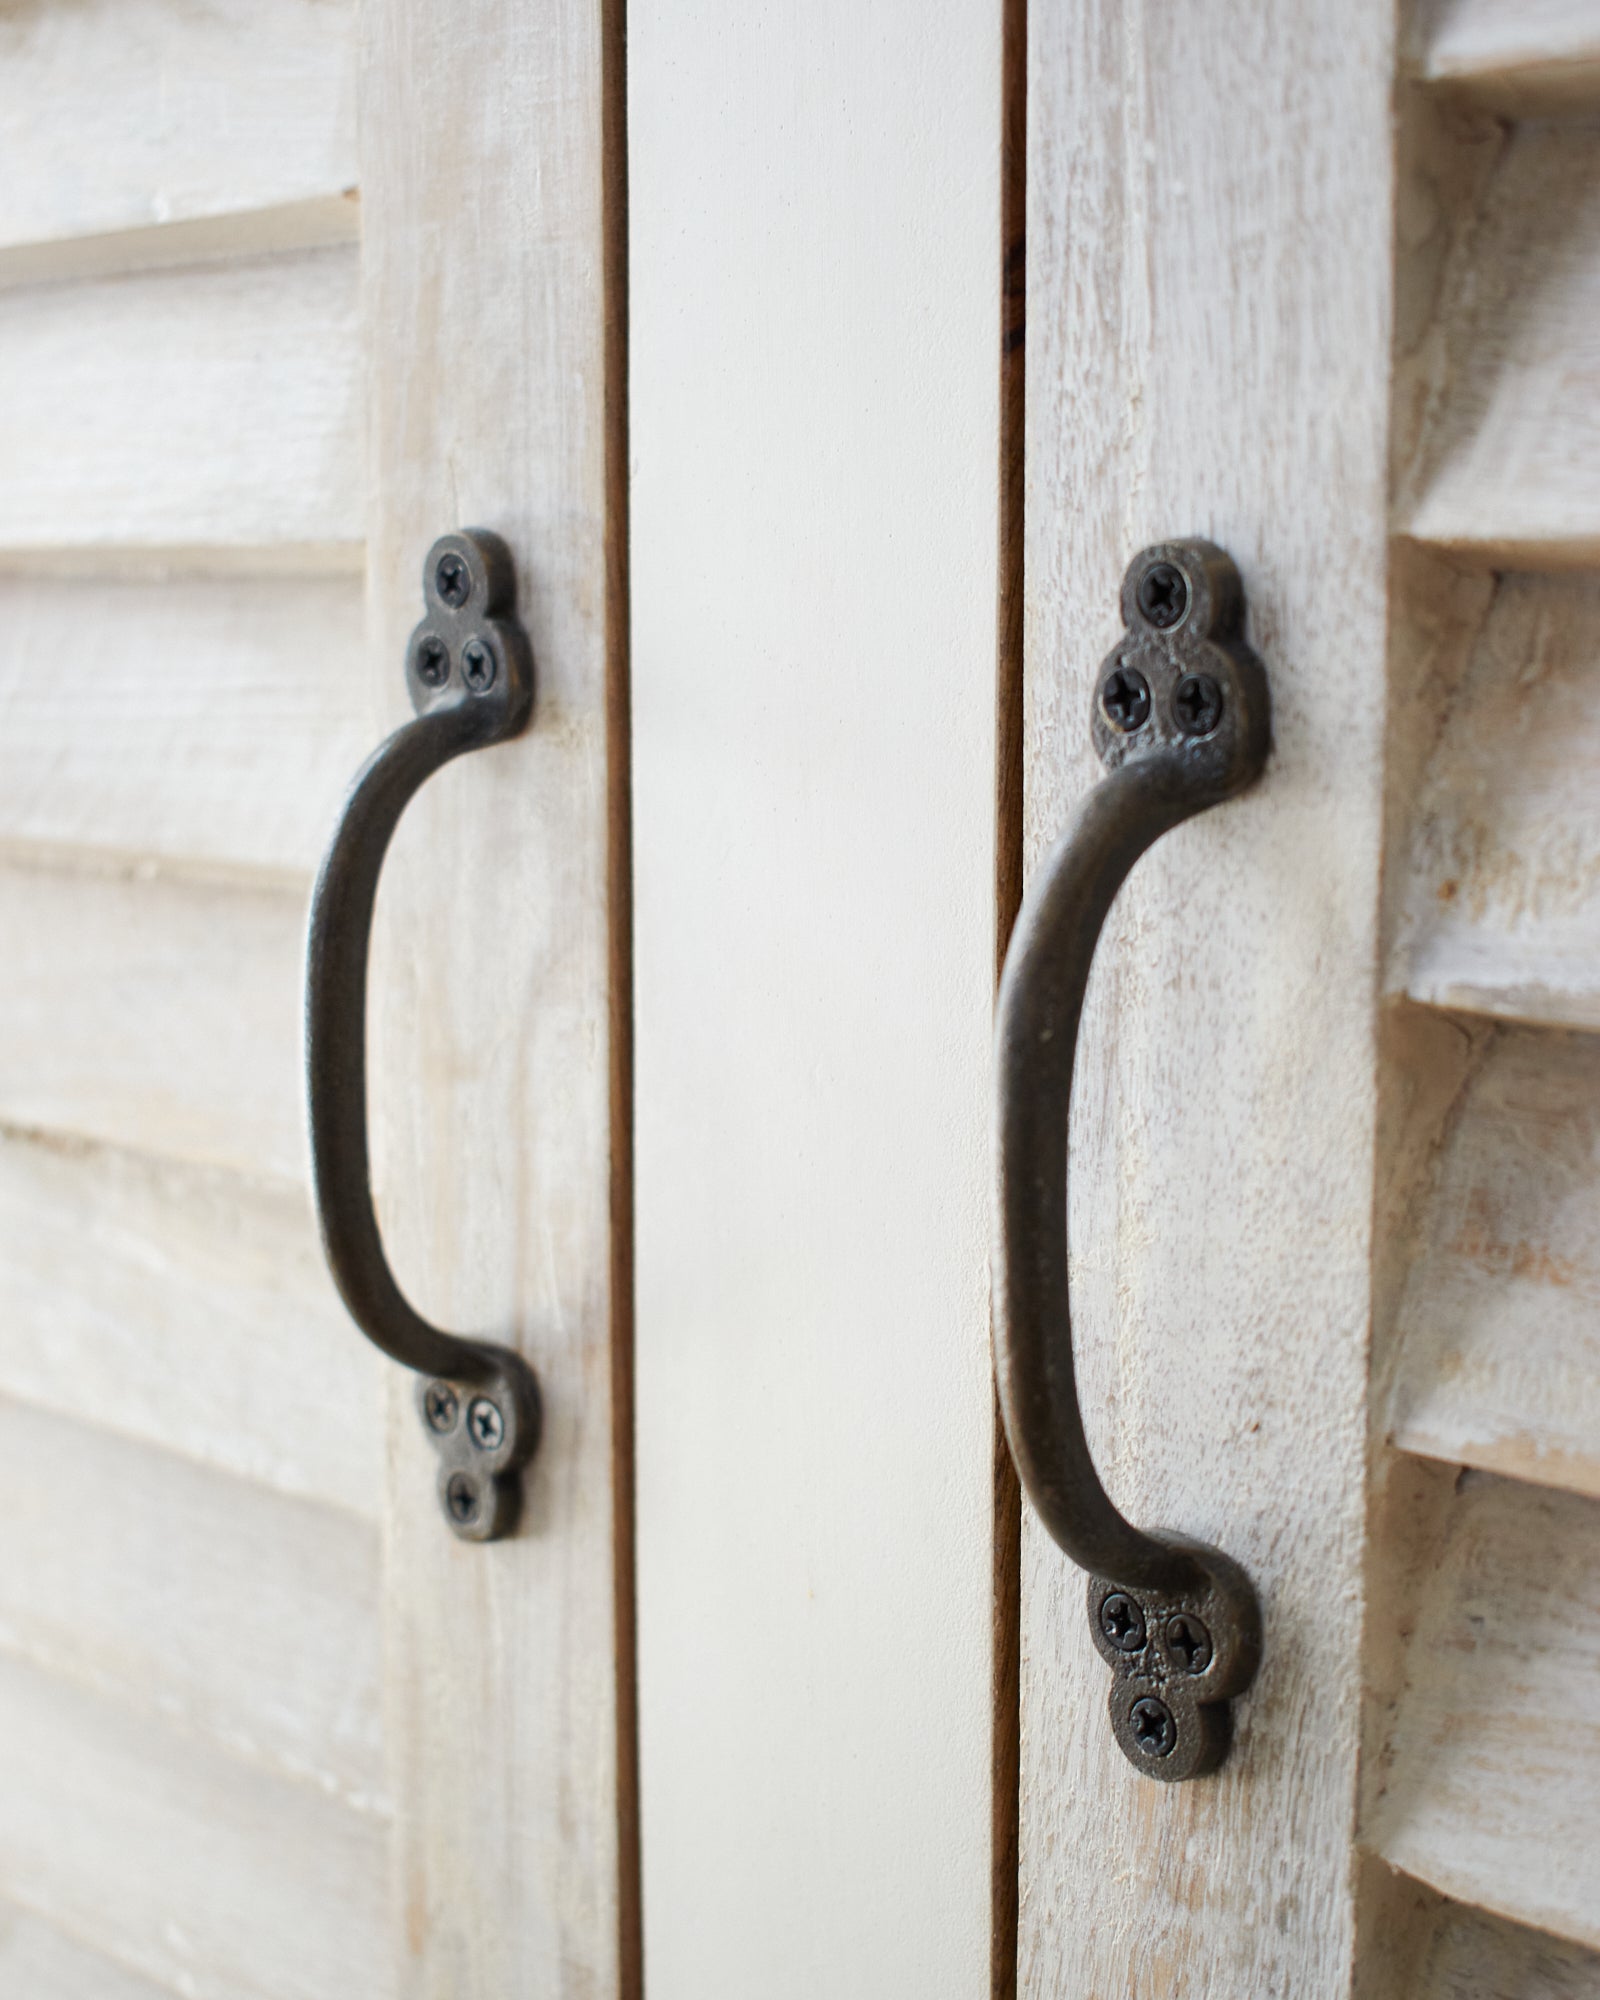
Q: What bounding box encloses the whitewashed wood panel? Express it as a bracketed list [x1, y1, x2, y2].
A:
[0, 1653, 395, 2000]
[1388, 1025, 1600, 1498]
[0, 857, 304, 1179]
[1396, 122, 1600, 567]
[0, 249, 362, 566]
[631, 4, 1000, 1995]
[0, 573, 366, 881]
[1415, 1899, 1600, 1998]
[361, 0, 630, 1991]
[0, 0, 356, 280]
[0, 1131, 381, 1516]
[1022, 3, 1393, 1994]
[1390, 571, 1600, 1029]
[0, 1902, 173, 2000]
[1370, 1473, 1600, 1951]
[0, 1395, 385, 1811]
[1409, 0, 1600, 113]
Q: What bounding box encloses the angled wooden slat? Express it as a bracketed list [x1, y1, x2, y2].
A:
[0, 858, 304, 1179]
[0, 1130, 381, 1516]
[0, 1654, 395, 2000]
[1389, 1025, 1600, 1500]
[0, 249, 362, 567]
[1369, 1473, 1600, 1953]
[0, 573, 366, 881]
[0, 1395, 385, 1811]
[1416, 1899, 1600, 1998]
[0, 1902, 174, 2000]
[1390, 570, 1600, 1030]
[1409, 0, 1600, 114]
[1395, 122, 1600, 568]
[0, 0, 357, 283]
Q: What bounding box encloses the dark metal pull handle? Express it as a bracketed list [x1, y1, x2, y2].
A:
[306, 529, 540, 1541]
[993, 541, 1269, 1778]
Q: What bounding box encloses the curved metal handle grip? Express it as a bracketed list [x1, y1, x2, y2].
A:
[306, 530, 540, 1541]
[994, 541, 1269, 1778]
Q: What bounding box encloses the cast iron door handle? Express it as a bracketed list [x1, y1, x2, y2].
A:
[306, 529, 540, 1542]
[993, 540, 1269, 1778]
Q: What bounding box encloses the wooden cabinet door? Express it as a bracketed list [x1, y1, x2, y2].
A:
[0, 2, 630, 1995]
[1018, 2, 1600, 1993]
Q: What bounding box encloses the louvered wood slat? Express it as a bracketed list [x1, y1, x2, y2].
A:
[0, 1902, 174, 2000]
[1410, 0, 1600, 114]
[1415, 1899, 1600, 1999]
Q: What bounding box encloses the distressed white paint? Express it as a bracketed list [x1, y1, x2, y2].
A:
[630, 3, 1002, 1993]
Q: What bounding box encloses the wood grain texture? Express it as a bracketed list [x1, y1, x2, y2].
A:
[0, 858, 304, 1179]
[1417, 1899, 1600, 1998]
[1408, 0, 1600, 114]
[0, 1394, 386, 1811]
[0, 1653, 395, 2000]
[360, 0, 629, 1990]
[0, 248, 361, 567]
[1021, 3, 1393, 1992]
[0, 573, 366, 882]
[0, 1902, 174, 2000]
[0, 0, 356, 274]
[1387, 1024, 1600, 1498]
[1368, 1472, 1600, 1952]
[1390, 571, 1600, 1028]
[0, 1130, 382, 1517]
[1395, 118, 1600, 568]
[631, 3, 1001, 1993]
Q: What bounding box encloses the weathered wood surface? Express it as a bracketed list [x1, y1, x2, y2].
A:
[0, 0, 356, 280]
[1408, 0, 1600, 113]
[1389, 571, 1600, 1031]
[0, 1394, 385, 1810]
[361, 0, 631, 1990]
[0, 1653, 396, 2000]
[0, 1131, 382, 1515]
[1415, 1900, 1600, 1999]
[630, 4, 1002, 1994]
[0, 248, 361, 567]
[1395, 121, 1600, 568]
[1387, 1024, 1600, 1499]
[1021, 2, 1393, 1994]
[0, 1902, 175, 2000]
[1368, 1473, 1600, 1953]
[0, 573, 365, 881]
[0, 859, 304, 1179]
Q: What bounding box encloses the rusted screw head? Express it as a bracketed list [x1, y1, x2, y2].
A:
[1165, 1612, 1213, 1674]
[435, 551, 472, 608]
[423, 1381, 459, 1433]
[1130, 1696, 1177, 1757]
[416, 635, 450, 688]
[467, 1398, 505, 1451]
[445, 1472, 481, 1523]
[1137, 561, 1188, 630]
[1174, 673, 1223, 738]
[1100, 665, 1151, 733]
[1099, 1592, 1147, 1653]
[462, 638, 497, 693]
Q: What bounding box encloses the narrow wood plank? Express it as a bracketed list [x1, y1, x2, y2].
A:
[0, 0, 356, 278]
[1369, 1473, 1600, 1953]
[0, 1654, 395, 2000]
[0, 249, 361, 566]
[0, 858, 304, 1179]
[631, 5, 1001, 1995]
[0, 1130, 381, 1516]
[361, 0, 629, 1990]
[1388, 1023, 1600, 1498]
[0, 573, 365, 881]
[1390, 570, 1600, 1029]
[0, 1394, 385, 1811]
[0, 1902, 174, 2000]
[1409, 0, 1600, 114]
[1395, 121, 1600, 567]
[1022, 3, 1393, 1994]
